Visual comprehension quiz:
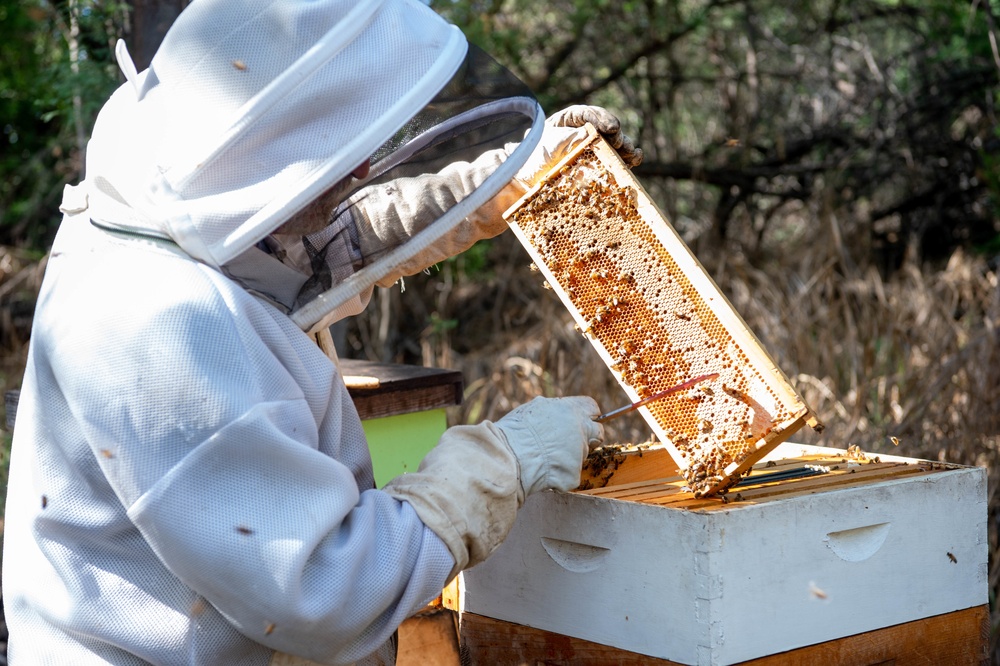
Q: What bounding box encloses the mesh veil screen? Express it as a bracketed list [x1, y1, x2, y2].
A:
[366, 44, 535, 180]
[288, 44, 537, 310]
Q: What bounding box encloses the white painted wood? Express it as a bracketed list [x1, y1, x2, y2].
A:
[461, 444, 987, 666]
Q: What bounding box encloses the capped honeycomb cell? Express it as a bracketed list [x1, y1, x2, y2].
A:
[504, 125, 820, 497]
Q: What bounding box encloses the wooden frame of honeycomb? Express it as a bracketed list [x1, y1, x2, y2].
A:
[504, 124, 821, 496]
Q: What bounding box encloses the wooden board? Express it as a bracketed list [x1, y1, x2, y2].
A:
[338, 359, 463, 420]
[268, 608, 461, 666]
[578, 447, 963, 512]
[458, 606, 989, 666]
[3, 360, 464, 426]
[398, 608, 461, 666]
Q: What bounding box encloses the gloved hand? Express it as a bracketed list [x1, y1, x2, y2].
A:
[495, 396, 604, 497]
[347, 106, 641, 288]
[382, 395, 604, 577]
[547, 105, 643, 167]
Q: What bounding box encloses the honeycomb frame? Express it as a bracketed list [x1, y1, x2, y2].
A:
[504, 125, 820, 496]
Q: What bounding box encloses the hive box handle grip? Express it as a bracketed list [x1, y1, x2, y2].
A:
[540, 537, 611, 573]
[825, 523, 891, 562]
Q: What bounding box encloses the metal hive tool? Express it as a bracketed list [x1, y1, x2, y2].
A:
[504, 125, 821, 497]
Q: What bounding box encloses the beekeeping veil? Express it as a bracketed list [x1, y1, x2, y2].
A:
[81, 0, 544, 332]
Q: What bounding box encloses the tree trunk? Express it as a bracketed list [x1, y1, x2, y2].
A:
[128, 0, 189, 71]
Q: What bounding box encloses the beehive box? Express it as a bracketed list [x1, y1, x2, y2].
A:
[459, 443, 988, 665]
[505, 125, 820, 496]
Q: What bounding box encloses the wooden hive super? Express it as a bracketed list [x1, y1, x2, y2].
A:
[504, 125, 821, 496]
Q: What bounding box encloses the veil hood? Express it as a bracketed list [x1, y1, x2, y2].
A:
[82, 0, 543, 331]
[86, 0, 466, 265]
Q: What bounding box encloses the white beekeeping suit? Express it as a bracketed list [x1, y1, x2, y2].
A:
[1, 0, 640, 664]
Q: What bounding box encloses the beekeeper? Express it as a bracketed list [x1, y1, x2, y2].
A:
[1, 0, 642, 664]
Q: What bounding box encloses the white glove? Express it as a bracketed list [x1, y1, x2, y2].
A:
[495, 396, 604, 497]
[349, 148, 510, 286]
[547, 105, 643, 167]
[382, 396, 604, 577]
[349, 106, 641, 287]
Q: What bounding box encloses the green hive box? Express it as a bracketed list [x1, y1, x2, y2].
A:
[339, 359, 463, 489]
[363, 409, 449, 487]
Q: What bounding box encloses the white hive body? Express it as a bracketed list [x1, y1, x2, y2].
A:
[460, 444, 987, 664]
[504, 125, 819, 495]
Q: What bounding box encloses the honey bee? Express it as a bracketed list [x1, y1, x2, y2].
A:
[808, 582, 828, 600]
[889, 436, 900, 446]
[947, 552, 957, 563]
[265, 622, 276, 636]
[99, 449, 114, 459]
[232, 59, 248, 71]
[236, 525, 254, 536]
[41, 495, 48, 509]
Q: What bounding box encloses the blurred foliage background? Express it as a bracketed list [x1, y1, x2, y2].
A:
[1, 0, 1000, 660]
